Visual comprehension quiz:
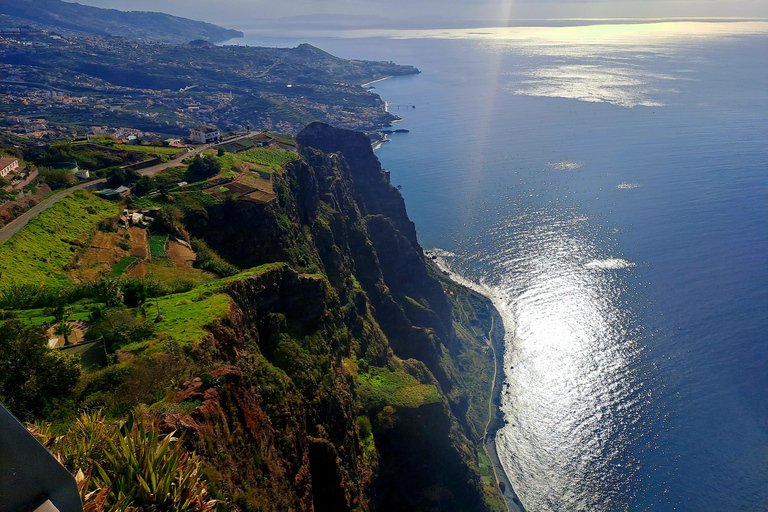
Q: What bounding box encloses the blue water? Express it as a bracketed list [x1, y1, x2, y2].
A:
[237, 22, 768, 511]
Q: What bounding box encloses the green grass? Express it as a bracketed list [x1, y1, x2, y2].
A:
[128, 264, 287, 351]
[150, 166, 187, 189]
[215, 153, 243, 174]
[149, 235, 168, 259]
[151, 288, 231, 346]
[0, 190, 120, 289]
[115, 145, 183, 155]
[238, 147, 298, 171]
[358, 366, 441, 410]
[168, 191, 222, 211]
[3, 301, 103, 327]
[130, 196, 166, 209]
[110, 256, 140, 276]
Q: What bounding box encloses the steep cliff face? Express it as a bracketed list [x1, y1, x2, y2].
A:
[168, 123, 503, 511]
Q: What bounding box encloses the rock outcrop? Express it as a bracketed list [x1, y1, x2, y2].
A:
[161, 123, 502, 511]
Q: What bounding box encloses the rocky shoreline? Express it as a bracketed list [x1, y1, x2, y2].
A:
[428, 251, 527, 512]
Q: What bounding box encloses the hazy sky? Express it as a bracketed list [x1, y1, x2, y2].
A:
[72, 0, 768, 29]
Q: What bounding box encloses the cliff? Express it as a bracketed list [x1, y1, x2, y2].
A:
[31, 123, 505, 511]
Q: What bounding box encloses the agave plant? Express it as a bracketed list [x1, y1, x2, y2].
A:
[31, 410, 219, 512]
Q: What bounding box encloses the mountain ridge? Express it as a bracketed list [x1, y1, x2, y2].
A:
[0, 0, 243, 44]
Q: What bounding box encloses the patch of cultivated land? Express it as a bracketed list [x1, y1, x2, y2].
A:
[167, 240, 195, 268]
[0, 190, 120, 289]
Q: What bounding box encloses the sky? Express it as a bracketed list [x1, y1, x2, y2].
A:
[71, 0, 768, 30]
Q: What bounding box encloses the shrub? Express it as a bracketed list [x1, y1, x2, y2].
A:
[190, 238, 238, 277]
[39, 167, 77, 189]
[187, 154, 221, 180]
[30, 411, 219, 511]
[0, 320, 81, 420]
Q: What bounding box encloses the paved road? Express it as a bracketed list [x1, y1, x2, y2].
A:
[0, 133, 253, 245]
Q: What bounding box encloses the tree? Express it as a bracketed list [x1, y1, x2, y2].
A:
[122, 279, 148, 309]
[54, 322, 74, 346]
[131, 175, 153, 196]
[0, 320, 80, 420]
[105, 166, 127, 187]
[98, 277, 124, 307]
[106, 167, 140, 187]
[39, 167, 77, 189]
[187, 154, 222, 180]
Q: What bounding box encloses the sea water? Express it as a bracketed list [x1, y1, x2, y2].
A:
[233, 21, 768, 511]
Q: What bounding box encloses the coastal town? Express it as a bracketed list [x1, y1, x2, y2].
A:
[0, 27, 419, 141]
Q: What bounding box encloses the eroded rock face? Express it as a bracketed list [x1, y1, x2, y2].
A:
[161, 123, 491, 512]
[297, 122, 419, 247]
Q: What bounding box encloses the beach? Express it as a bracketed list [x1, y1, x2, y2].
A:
[428, 250, 526, 512]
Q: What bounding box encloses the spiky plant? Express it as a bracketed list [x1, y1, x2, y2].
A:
[30, 410, 219, 511]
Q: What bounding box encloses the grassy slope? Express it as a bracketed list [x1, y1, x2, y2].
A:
[238, 147, 298, 171]
[0, 190, 120, 289]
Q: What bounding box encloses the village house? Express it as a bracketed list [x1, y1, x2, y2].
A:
[189, 125, 220, 144]
[100, 185, 130, 200]
[0, 158, 19, 178]
[117, 208, 155, 228]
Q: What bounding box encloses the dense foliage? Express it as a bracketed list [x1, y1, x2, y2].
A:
[0, 319, 80, 420]
[186, 154, 222, 180]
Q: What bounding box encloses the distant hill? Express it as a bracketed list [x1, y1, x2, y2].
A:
[0, 0, 242, 44]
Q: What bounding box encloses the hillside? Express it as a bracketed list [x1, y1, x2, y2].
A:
[0, 0, 242, 44]
[0, 124, 507, 511]
[0, 29, 419, 138]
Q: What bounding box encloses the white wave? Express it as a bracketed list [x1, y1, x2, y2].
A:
[548, 160, 583, 171]
[426, 248, 457, 259]
[585, 258, 636, 270]
[617, 182, 640, 189]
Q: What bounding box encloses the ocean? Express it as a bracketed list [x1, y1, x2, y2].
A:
[232, 21, 768, 511]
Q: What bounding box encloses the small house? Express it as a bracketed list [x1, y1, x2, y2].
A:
[100, 185, 130, 200]
[0, 158, 20, 178]
[190, 125, 220, 144]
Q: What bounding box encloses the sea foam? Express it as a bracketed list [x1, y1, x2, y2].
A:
[585, 258, 636, 270]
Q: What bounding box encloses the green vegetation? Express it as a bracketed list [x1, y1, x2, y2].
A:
[358, 364, 441, 410]
[238, 147, 298, 172]
[115, 144, 184, 155]
[187, 154, 222, 180]
[190, 238, 239, 277]
[31, 411, 217, 511]
[152, 287, 231, 346]
[38, 166, 77, 189]
[35, 142, 135, 171]
[110, 256, 140, 276]
[0, 320, 81, 421]
[149, 235, 168, 259]
[0, 190, 120, 289]
[214, 152, 243, 174]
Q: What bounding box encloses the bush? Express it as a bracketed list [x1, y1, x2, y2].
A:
[187, 154, 222, 180]
[30, 411, 219, 511]
[105, 166, 140, 187]
[0, 320, 81, 420]
[190, 238, 239, 277]
[39, 167, 77, 189]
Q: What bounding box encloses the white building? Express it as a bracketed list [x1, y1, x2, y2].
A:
[189, 125, 220, 144]
[0, 158, 19, 178]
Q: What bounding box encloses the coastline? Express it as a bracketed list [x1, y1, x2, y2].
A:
[428, 250, 527, 512]
[361, 75, 393, 88]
